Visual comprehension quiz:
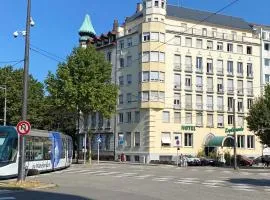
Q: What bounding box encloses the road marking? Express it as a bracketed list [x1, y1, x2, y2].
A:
[134, 175, 153, 179]
[0, 197, 16, 200]
[80, 170, 107, 175]
[205, 169, 214, 172]
[95, 172, 119, 176]
[65, 169, 90, 174]
[152, 177, 172, 182]
[175, 179, 200, 184]
[114, 173, 137, 178]
[222, 170, 231, 174]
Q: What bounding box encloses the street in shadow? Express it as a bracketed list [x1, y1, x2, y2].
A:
[228, 178, 270, 187]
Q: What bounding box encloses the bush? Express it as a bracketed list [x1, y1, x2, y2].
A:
[208, 151, 217, 159]
[224, 151, 232, 166]
[197, 149, 205, 157]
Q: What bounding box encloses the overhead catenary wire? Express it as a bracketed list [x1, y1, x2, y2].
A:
[30, 44, 66, 61]
[30, 47, 62, 63]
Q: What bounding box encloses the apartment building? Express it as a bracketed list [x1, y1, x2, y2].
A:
[79, 0, 262, 163]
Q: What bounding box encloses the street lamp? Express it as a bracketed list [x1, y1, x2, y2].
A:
[14, 0, 34, 182]
[0, 85, 7, 126]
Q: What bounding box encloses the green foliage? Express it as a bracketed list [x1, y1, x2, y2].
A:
[246, 84, 270, 146]
[45, 45, 118, 118]
[0, 66, 45, 128]
[197, 149, 205, 157]
[208, 151, 217, 159]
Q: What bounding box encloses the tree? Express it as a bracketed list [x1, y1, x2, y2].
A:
[45, 45, 118, 162]
[246, 85, 270, 146]
[0, 66, 45, 128]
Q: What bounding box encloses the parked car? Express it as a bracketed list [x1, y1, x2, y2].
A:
[231, 155, 253, 166]
[200, 157, 216, 166]
[184, 155, 201, 166]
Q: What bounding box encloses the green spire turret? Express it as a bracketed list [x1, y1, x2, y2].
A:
[79, 14, 96, 42]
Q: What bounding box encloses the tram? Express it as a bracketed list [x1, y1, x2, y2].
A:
[0, 126, 73, 179]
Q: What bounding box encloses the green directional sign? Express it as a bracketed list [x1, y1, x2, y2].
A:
[225, 127, 244, 133]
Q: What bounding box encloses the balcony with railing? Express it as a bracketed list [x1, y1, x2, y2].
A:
[185, 103, 192, 110]
[207, 86, 214, 93]
[196, 84, 203, 92]
[185, 85, 192, 91]
[174, 103, 181, 110]
[217, 85, 224, 94]
[228, 107, 233, 112]
[247, 72, 253, 79]
[174, 63, 181, 71]
[238, 106, 244, 113]
[196, 66, 203, 73]
[237, 88, 244, 96]
[196, 103, 203, 110]
[217, 105, 224, 112]
[217, 68, 223, 75]
[227, 87, 234, 95]
[206, 104, 213, 111]
[174, 84, 181, 91]
[247, 88, 253, 96]
[185, 64, 193, 72]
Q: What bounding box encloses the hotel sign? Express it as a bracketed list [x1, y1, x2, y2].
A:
[181, 125, 196, 131]
[225, 127, 244, 133]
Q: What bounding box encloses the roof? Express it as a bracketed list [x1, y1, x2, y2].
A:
[126, 5, 252, 31]
[79, 14, 96, 36]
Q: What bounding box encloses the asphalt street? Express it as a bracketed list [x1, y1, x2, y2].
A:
[1, 162, 270, 200]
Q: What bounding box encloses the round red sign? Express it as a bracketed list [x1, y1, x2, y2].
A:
[16, 121, 31, 135]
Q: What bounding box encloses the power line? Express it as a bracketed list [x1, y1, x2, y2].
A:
[0, 59, 24, 64]
[30, 44, 65, 61]
[30, 47, 62, 63]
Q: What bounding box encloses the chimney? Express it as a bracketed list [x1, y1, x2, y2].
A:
[136, 3, 143, 13]
[113, 19, 119, 32]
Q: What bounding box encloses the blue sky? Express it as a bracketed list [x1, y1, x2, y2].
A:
[0, 0, 269, 83]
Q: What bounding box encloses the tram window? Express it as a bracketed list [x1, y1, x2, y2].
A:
[25, 136, 34, 161]
[43, 138, 52, 160]
[61, 139, 66, 158]
[33, 137, 44, 160]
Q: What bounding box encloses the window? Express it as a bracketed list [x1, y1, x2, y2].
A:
[185, 75, 192, 90]
[161, 0, 165, 8]
[159, 52, 165, 62]
[217, 78, 223, 93]
[247, 46, 252, 55]
[185, 56, 192, 71]
[118, 132, 124, 146]
[265, 59, 270, 66]
[228, 97, 234, 112]
[118, 113, 124, 123]
[228, 115, 233, 125]
[127, 56, 132, 67]
[174, 112, 181, 123]
[247, 63, 253, 77]
[159, 91, 165, 102]
[161, 132, 171, 147]
[217, 96, 224, 111]
[207, 114, 214, 127]
[142, 51, 150, 62]
[196, 76, 203, 91]
[119, 76, 124, 86]
[127, 38, 132, 47]
[207, 40, 213, 50]
[150, 71, 159, 81]
[119, 94, 123, 104]
[227, 61, 233, 75]
[265, 75, 270, 82]
[237, 45, 243, 54]
[185, 112, 192, 124]
[160, 72, 165, 82]
[150, 51, 159, 62]
[202, 28, 207, 36]
[237, 80, 243, 95]
[91, 113, 96, 128]
[217, 42, 223, 51]
[247, 99, 253, 109]
[237, 135, 245, 148]
[160, 33, 165, 42]
[265, 43, 270, 51]
[126, 112, 132, 123]
[120, 40, 124, 49]
[247, 135, 254, 149]
[238, 116, 244, 127]
[262, 32, 266, 39]
[142, 91, 149, 101]
[173, 133, 182, 147]
[196, 113, 203, 126]
[174, 74, 181, 89]
[163, 111, 170, 123]
[207, 77, 213, 92]
[185, 37, 192, 47]
[125, 132, 131, 147]
[217, 115, 224, 127]
[237, 62, 243, 76]
[227, 43, 233, 52]
[196, 57, 203, 72]
[206, 59, 213, 73]
[142, 71, 149, 82]
[217, 60, 223, 74]
[143, 32, 150, 41]
[227, 79, 234, 94]
[150, 91, 159, 101]
[146, 0, 152, 8]
[120, 58, 124, 68]
[151, 32, 159, 41]
[174, 93, 181, 107]
[174, 54, 181, 70]
[238, 98, 243, 112]
[196, 95, 203, 110]
[134, 132, 140, 147]
[174, 36, 181, 45]
[185, 94, 192, 109]
[207, 96, 213, 111]
[154, 0, 159, 7]
[127, 93, 132, 103]
[196, 39, 202, 48]
[127, 74, 132, 84]
[247, 81, 253, 95]
[135, 111, 140, 123]
[184, 133, 193, 147]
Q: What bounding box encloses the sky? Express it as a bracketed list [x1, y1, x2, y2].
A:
[0, 0, 269, 83]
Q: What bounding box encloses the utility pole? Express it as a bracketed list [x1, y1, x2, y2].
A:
[18, 0, 31, 182]
[233, 98, 237, 170]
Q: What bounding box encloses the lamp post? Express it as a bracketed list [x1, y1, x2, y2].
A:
[14, 0, 34, 182]
[0, 85, 6, 126]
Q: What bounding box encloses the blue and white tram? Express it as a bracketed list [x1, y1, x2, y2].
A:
[0, 126, 73, 179]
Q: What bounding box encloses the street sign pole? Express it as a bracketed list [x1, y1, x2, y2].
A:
[98, 138, 100, 165]
[176, 148, 179, 167]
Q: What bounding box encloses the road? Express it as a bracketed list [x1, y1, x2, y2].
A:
[1, 162, 270, 200]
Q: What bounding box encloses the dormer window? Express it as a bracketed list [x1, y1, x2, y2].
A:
[154, 0, 159, 7]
